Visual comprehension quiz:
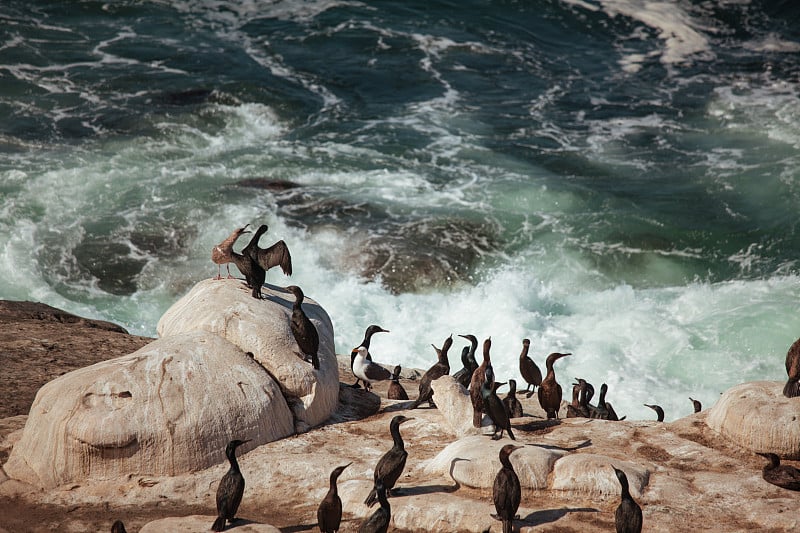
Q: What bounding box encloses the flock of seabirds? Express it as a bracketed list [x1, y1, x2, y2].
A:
[109, 223, 800, 533]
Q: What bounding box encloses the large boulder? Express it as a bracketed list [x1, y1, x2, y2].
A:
[551, 453, 650, 499]
[425, 435, 565, 489]
[157, 279, 338, 431]
[4, 332, 293, 489]
[706, 381, 800, 459]
[139, 516, 280, 532]
[429, 376, 486, 437]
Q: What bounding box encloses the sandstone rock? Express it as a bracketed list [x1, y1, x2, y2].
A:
[425, 434, 566, 489]
[429, 375, 486, 437]
[551, 453, 649, 499]
[139, 515, 280, 532]
[706, 381, 800, 459]
[4, 331, 293, 488]
[156, 279, 338, 430]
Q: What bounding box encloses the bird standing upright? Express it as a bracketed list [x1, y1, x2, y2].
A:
[493, 444, 523, 533]
[286, 285, 319, 370]
[783, 336, 800, 398]
[352, 346, 392, 392]
[212, 439, 251, 532]
[350, 325, 389, 388]
[537, 352, 570, 419]
[317, 463, 351, 533]
[364, 415, 413, 507]
[503, 378, 524, 418]
[612, 466, 643, 533]
[359, 480, 390, 533]
[238, 224, 292, 298]
[470, 338, 493, 428]
[482, 380, 515, 440]
[411, 335, 452, 409]
[211, 224, 250, 279]
[518, 338, 542, 398]
[387, 365, 409, 400]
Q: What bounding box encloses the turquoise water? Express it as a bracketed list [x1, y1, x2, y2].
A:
[2, 0, 799, 420]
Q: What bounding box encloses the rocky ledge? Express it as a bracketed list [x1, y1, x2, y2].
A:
[0, 287, 798, 532]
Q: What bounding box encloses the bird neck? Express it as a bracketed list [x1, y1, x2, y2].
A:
[519, 343, 529, 360]
[329, 473, 340, 494]
[499, 452, 515, 470]
[619, 477, 631, 499]
[227, 449, 241, 474]
[390, 422, 405, 449]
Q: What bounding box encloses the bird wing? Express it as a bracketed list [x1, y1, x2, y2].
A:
[254, 240, 293, 275]
[365, 362, 392, 381]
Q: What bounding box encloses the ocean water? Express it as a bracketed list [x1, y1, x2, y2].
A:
[2, 0, 799, 421]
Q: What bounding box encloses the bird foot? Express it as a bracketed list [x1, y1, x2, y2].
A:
[213, 275, 223, 280]
[491, 434, 501, 440]
[350, 383, 362, 389]
[525, 390, 535, 399]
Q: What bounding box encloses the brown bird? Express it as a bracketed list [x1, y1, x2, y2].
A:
[566, 382, 587, 418]
[644, 404, 664, 422]
[317, 463, 351, 533]
[537, 352, 570, 419]
[784, 336, 800, 398]
[365, 415, 413, 507]
[411, 335, 452, 409]
[503, 379, 524, 418]
[613, 465, 643, 533]
[286, 285, 319, 370]
[111, 520, 127, 533]
[757, 453, 800, 491]
[470, 337, 493, 428]
[482, 379, 515, 440]
[387, 365, 409, 400]
[689, 397, 702, 413]
[492, 444, 523, 533]
[211, 224, 250, 279]
[359, 480, 390, 533]
[518, 338, 542, 398]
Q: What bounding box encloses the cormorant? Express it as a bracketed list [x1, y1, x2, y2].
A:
[537, 352, 570, 419]
[757, 453, 800, 491]
[359, 480, 390, 533]
[211, 224, 250, 279]
[243, 224, 292, 280]
[364, 415, 413, 507]
[454, 334, 479, 388]
[566, 382, 585, 418]
[493, 444, 523, 533]
[388, 365, 409, 401]
[352, 346, 391, 392]
[503, 379, 524, 418]
[784, 336, 800, 398]
[592, 383, 623, 421]
[286, 285, 319, 370]
[230, 240, 264, 299]
[350, 325, 389, 388]
[644, 404, 664, 422]
[317, 463, 351, 533]
[689, 397, 702, 413]
[612, 466, 642, 533]
[411, 335, 452, 409]
[111, 520, 127, 533]
[452, 346, 476, 389]
[212, 439, 251, 532]
[482, 379, 515, 440]
[470, 338, 493, 428]
[518, 338, 542, 398]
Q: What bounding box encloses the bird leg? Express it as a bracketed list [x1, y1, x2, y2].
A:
[214, 265, 223, 280]
[226, 264, 235, 279]
[350, 379, 363, 389]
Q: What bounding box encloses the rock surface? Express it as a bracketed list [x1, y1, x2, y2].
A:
[139, 515, 281, 532]
[706, 380, 800, 459]
[157, 279, 338, 430]
[2, 301, 800, 532]
[4, 331, 293, 488]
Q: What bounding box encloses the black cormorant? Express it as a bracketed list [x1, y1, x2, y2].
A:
[757, 453, 800, 491]
[365, 415, 413, 507]
[518, 338, 542, 398]
[503, 379, 524, 418]
[388, 365, 409, 400]
[285, 285, 319, 369]
[359, 480, 390, 533]
[317, 463, 351, 533]
[470, 338, 493, 428]
[613, 466, 642, 533]
[212, 439, 251, 532]
[537, 352, 570, 419]
[482, 379, 515, 440]
[493, 444, 523, 533]
[411, 335, 452, 409]
[689, 397, 702, 413]
[644, 404, 664, 422]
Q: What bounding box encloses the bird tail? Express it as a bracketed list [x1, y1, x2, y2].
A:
[784, 379, 800, 398]
[473, 408, 482, 428]
[503, 519, 513, 533]
[364, 487, 378, 508]
[211, 516, 227, 531]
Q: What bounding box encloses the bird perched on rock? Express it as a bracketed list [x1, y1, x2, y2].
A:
[111, 520, 127, 533]
[757, 453, 800, 491]
[492, 444, 523, 533]
[592, 383, 623, 421]
[783, 336, 800, 398]
[644, 404, 664, 422]
[212, 439, 251, 532]
[359, 480, 390, 533]
[350, 325, 389, 389]
[612, 465, 642, 533]
[212, 224, 250, 279]
[518, 338, 542, 398]
[453, 334, 479, 388]
[689, 397, 702, 413]
[503, 379, 524, 418]
[236, 224, 292, 299]
[470, 338, 493, 428]
[317, 463, 351, 533]
[538, 352, 570, 419]
[482, 379, 515, 440]
[352, 346, 392, 392]
[285, 285, 319, 370]
[411, 335, 452, 409]
[365, 415, 413, 507]
[388, 365, 409, 400]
